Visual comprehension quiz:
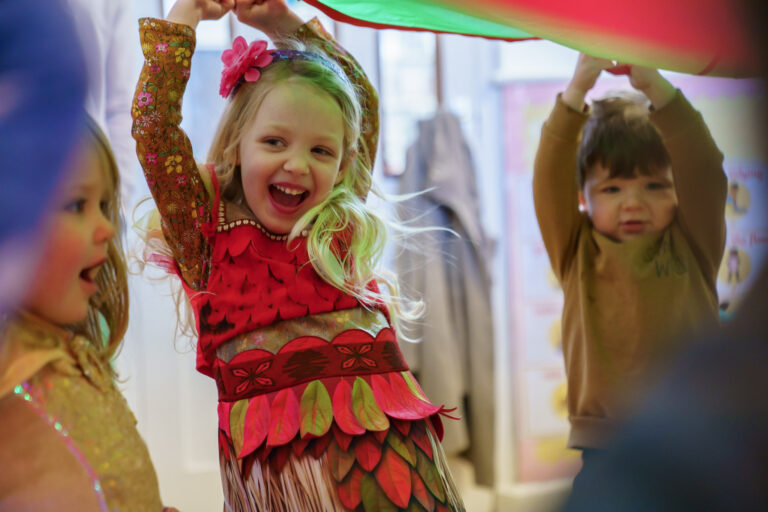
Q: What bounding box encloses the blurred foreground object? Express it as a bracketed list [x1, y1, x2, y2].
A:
[0, 0, 87, 315]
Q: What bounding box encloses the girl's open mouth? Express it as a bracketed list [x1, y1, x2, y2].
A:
[79, 261, 104, 285]
[269, 184, 308, 209]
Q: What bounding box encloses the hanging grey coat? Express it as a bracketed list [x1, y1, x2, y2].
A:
[396, 110, 496, 485]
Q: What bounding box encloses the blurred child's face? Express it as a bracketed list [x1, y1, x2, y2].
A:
[23, 144, 114, 325]
[238, 80, 346, 234]
[579, 164, 678, 242]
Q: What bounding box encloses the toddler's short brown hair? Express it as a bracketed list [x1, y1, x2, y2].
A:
[577, 93, 671, 188]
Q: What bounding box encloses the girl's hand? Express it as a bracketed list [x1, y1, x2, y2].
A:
[234, 0, 303, 39]
[168, 0, 235, 28]
[562, 53, 614, 111]
[622, 63, 676, 110]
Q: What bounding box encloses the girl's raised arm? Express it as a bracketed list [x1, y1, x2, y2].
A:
[131, 1, 232, 290]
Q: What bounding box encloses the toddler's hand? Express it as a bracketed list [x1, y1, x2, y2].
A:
[168, 0, 234, 28]
[234, 0, 303, 39]
[562, 53, 614, 111]
[622, 63, 676, 109]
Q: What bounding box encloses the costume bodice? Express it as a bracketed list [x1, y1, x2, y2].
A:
[189, 182, 390, 380]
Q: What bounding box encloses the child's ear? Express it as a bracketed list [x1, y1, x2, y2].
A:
[578, 190, 588, 213]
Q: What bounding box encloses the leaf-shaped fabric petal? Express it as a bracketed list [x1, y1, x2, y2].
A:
[332, 378, 365, 435]
[218, 400, 234, 439]
[300, 380, 333, 438]
[392, 418, 412, 438]
[238, 395, 270, 458]
[387, 429, 417, 466]
[332, 423, 354, 451]
[266, 388, 300, 446]
[354, 433, 383, 472]
[373, 428, 388, 444]
[410, 420, 434, 460]
[309, 431, 332, 458]
[402, 371, 430, 402]
[337, 466, 364, 510]
[352, 377, 389, 432]
[229, 399, 248, 457]
[360, 472, 398, 512]
[415, 447, 445, 503]
[379, 373, 442, 420]
[328, 437, 356, 482]
[411, 469, 436, 512]
[374, 445, 412, 508]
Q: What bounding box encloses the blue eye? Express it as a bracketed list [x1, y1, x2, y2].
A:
[263, 138, 283, 147]
[602, 186, 620, 193]
[312, 147, 333, 157]
[64, 199, 86, 213]
[647, 182, 667, 190]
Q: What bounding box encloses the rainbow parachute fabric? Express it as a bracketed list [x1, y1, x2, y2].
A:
[304, 0, 758, 77]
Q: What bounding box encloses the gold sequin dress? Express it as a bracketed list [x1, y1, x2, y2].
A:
[0, 313, 163, 510]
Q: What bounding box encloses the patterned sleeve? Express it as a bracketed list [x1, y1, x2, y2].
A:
[131, 18, 212, 291]
[294, 19, 380, 174]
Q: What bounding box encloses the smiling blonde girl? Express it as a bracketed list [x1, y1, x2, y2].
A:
[131, 0, 464, 510]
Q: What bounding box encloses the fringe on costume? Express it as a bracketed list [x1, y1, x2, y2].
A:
[220, 421, 466, 512]
[222, 441, 346, 512]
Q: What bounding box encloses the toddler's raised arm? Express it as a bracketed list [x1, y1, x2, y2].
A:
[627, 65, 727, 279]
[533, 54, 610, 279]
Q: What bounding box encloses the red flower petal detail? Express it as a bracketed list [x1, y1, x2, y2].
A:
[243, 67, 261, 82]
[335, 346, 354, 355]
[232, 368, 249, 378]
[361, 357, 377, 368]
[358, 344, 373, 354]
[255, 377, 273, 386]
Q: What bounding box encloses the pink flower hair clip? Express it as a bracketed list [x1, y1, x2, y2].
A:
[219, 36, 273, 98]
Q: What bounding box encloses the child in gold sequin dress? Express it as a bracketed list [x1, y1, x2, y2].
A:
[132, 0, 464, 510]
[0, 119, 172, 511]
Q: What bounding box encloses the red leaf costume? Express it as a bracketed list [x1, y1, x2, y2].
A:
[132, 17, 464, 512]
